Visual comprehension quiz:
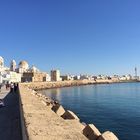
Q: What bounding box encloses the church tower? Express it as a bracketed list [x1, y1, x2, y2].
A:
[10, 60, 16, 71]
[0, 56, 4, 68]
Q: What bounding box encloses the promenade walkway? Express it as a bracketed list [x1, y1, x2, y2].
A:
[0, 86, 22, 140]
[0, 86, 9, 99]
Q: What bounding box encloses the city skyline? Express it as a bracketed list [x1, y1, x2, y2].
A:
[0, 56, 138, 77]
[0, 0, 140, 75]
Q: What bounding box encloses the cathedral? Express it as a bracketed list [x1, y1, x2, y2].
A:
[0, 56, 50, 84]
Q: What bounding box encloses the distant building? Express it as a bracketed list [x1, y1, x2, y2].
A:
[61, 75, 74, 81]
[0, 56, 19, 83]
[17, 61, 29, 73]
[119, 75, 132, 81]
[0, 56, 51, 84]
[10, 60, 16, 72]
[21, 72, 49, 82]
[97, 75, 108, 80]
[0, 71, 21, 83]
[8, 71, 21, 83]
[134, 67, 139, 80]
[80, 75, 89, 80]
[74, 75, 80, 80]
[79, 75, 95, 80]
[46, 73, 51, 81]
[0, 56, 4, 68]
[51, 70, 62, 81]
[0, 56, 9, 72]
[29, 65, 40, 73]
[109, 76, 119, 82]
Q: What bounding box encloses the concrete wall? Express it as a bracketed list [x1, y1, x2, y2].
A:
[18, 87, 28, 140]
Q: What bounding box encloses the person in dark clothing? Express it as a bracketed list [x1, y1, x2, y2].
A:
[0, 84, 2, 92]
[10, 82, 14, 93]
[6, 82, 10, 90]
[14, 83, 18, 92]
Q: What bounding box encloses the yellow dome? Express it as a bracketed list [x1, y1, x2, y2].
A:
[19, 60, 29, 69]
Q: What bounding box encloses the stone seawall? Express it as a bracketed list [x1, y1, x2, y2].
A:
[19, 83, 119, 140]
[22, 79, 118, 90]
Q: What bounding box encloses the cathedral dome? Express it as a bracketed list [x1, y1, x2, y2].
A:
[30, 65, 40, 73]
[19, 60, 29, 69]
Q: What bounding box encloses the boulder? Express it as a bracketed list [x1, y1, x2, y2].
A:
[61, 110, 80, 121]
[52, 104, 65, 116]
[98, 131, 119, 140]
[83, 124, 101, 140]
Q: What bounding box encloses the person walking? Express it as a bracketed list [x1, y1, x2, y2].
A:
[10, 82, 14, 93]
[6, 82, 10, 90]
[0, 84, 2, 92]
[14, 83, 18, 92]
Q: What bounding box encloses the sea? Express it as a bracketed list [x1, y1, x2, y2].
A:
[41, 82, 140, 140]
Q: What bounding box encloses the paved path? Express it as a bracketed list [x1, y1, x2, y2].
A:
[0, 87, 9, 99]
[0, 87, 22, 140]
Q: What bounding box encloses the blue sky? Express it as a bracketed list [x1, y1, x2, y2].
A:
[0, 0, 140, 75]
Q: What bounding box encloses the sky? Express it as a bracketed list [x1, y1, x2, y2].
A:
[0, 0, 140, 75]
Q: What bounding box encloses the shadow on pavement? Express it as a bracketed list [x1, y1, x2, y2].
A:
[0, 91, 22, 140]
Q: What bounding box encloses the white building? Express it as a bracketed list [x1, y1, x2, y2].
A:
[29, 65, 40, 73]
[0, 56, 9, 72]
[74, 75, 81, 80]
[0, 71, 21, 84]
[46, 73, 51, 81]
[51, 70, 62, 81]
[119, 75, 132, 81]
[0, 56, 4, 68]
[0, 56, 22, 84]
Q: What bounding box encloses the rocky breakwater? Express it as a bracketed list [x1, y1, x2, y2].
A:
[19, 84, 119, 140]
[22, 79, 115, 90]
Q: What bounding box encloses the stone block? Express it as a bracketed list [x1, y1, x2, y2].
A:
[97, 131, 119, 140]
[83, 124, 101, 140]
[42, 95, 46, 98]
[41, 100, 47, 106]
[38, 93, 42, 97]
[31, 90, 37, 95]
[35, 94, 40, 98]
[61, 110, 80, 121]
[52, 105, 65, 116]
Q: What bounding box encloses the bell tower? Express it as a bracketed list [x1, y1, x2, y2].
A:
[10, 60, 16, 71]
[0, 56, 4, 68]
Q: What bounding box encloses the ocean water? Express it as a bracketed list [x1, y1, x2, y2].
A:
[41, 83, 140, 140]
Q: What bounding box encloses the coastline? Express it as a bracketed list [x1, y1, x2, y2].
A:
[19, 79, 140, 140]
[21, 79, 139, 91]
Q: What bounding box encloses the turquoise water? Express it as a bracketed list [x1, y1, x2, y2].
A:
[41, 83, 140, 140]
